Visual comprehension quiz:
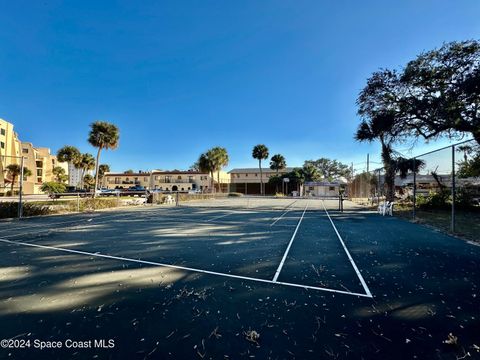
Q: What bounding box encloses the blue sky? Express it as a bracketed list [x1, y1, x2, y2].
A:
[0, 1, 479, 173]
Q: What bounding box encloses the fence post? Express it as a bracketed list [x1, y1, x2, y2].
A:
[451, 145, 456, 233]
[412, 158, 416, 220]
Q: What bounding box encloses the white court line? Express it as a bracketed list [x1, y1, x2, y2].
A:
[272, 202, 308, 282]
[270, 200, 298, 226]
[0, 237, 371, 298]
[321, 201, 373, 298]
[206, 212, 235, 222]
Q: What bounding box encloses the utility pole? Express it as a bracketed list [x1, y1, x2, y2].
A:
[366, 154, 370, 173]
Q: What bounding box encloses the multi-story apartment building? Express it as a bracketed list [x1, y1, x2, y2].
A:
[228, 167, 294, 195]
[102, 170, 230, 192]
[0, 118, 68, 195]
[68, 163, 93, 188]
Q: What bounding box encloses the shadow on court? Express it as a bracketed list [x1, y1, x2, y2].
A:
[0, 203, 479, 359]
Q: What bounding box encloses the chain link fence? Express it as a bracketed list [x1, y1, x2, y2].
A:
[348, 139, 480, 242]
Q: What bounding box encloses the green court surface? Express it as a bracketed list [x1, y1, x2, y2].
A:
[0, 197, 479, 359]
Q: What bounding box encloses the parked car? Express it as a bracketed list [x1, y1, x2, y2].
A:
[97, 189, 121, 196]
[127, 185, 146, 192]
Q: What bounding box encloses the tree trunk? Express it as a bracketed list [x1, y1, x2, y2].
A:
[217, 171, 221, 193]
[259, 160, 263, 196]
[381, 142, 395, 202]
[210, 171, 214, 193]
[11, 175, 16, 195]
[275, 169, 279, 193]
[93, 148, 102, 198]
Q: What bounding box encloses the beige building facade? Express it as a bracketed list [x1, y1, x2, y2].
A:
[102, 170, 230, 192]
[229, 167, 293, 195]
[0, 118, 68, 195]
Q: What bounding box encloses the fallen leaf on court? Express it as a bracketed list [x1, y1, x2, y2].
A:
[443, 333, 458, 346]
[244, 329, 260, 345]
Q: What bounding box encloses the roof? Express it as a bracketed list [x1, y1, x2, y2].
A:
[104, 170, 209, 176]
[228, 167, 295, 174]
[104, 172, 150, 177]
[152, 170, 208, 175]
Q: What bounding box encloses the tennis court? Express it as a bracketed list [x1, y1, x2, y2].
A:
[0, 197, 479, 359]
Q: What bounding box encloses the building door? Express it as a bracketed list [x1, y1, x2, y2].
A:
[172, 185, 178, 191]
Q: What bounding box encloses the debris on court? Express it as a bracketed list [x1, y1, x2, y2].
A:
[209, 326, 222, 339]
[244, 329, 260, 345]
[443, 333, 458, 346]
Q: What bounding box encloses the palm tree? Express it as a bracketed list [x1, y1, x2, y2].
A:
[97, 164, 110, 188]
[88, 121, 120, 196]
[198, 153, 215, 192]
[57, 145, 81, 176]
[252, 144, 269, 195]
[208, 147, 229, 193]
[83, 174, 95, 190]
[52, 166, 67, 183]
[270, 154, 286, 193]
[301, 164, 320, 182]
[6, 164, 32, 194]
[79, 153, 95, 190]
[355, 112, 400, 201]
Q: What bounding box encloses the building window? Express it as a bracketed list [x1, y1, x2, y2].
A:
[0, 128, 5, 136]
[177, 176, 182, 180]
[0, 142, 4, 149]
[245, 174, 248, 177]
[236, 174, 240, 178]
[329, 186, 335, 191]
[52, 159, 55, 165]
[255, 173, 258, 177]
[36, 161, 42, 168]
[37, 169, 43, 176]
[165, 176, 172, 183]
[188, 176, 193, 182]
[22, 148, 28, 153]
[309, 186, 314, 190]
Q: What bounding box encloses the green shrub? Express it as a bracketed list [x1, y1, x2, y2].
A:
[228, 192, 243, 197]
[41, 182, 67, 194]
[416, 191, 450, 210]
[0, 202, 52, 219]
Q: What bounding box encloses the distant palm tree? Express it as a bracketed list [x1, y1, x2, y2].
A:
[270, 154, 286, 193]
[83, 174, 95, 190]
[97, 164, 110, 187]
[198, 153, 215, 192]
[57, 145, 81, 185]
[355, 113, 397, 201]
[208, 147, 229, 193]
[457, 144, 473, 163]
[52, 166, 68, 183]
[301, 164, 320, 182]
[6, 164, 32, 194]
[88, 121, 119, 196]
[252, 144, 269, 195]
[79, 153, 95, 190]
